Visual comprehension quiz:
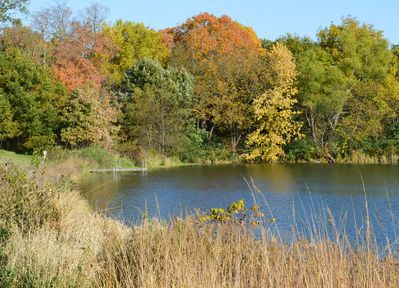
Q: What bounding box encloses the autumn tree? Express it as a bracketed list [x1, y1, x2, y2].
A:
[59, 87, 117, 148]
[170, 13, 266, 153]
[52, 23, 103, 92]
[0, 23, 51, 65]
[51, 22, 118, 148]
[102, 20, 168, 84]
[245, 44, 302, 162]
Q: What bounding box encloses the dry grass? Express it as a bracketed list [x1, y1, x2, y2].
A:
[342, 150, 398, 164]
[95, 218, 399, 288]
[1, 163, 399, 287]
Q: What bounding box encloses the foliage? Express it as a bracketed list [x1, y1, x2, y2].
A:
[0, 0, 28, 23]
[318, 17, 392, 81]
[284, 138, 317, 161]
[170, 13, 266, 153]
[0, 23, 51, 65]
[58, 87, 117, 148]
[118, 59, 193, 157]
[245, 44, 302, 162]
[314, 18, 394, 159]
[280, 17, 397, 162]
[0, 49, 63, 151]
[200, 199, 275, 226]
[52, 23, 103, 92]
[0, 163, 59, 233]
[0, 93, 19, 142]
[177, 124, 208, 163]
[1, 6, 399, 162]
[102, 20, 168, 84]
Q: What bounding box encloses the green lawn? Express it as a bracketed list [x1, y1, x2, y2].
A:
[0, 149, 33, 166]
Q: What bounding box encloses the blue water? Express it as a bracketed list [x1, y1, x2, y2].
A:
[82, 164, 399, 248]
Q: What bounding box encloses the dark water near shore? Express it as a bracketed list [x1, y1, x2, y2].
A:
[81, 164, 399, 246]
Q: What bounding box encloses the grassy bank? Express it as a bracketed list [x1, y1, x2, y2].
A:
[1, 163, 399, 287]
[0, 147, 137, 182]
[0, 150, 33, 167]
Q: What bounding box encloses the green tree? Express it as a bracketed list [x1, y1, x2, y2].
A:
[0, 92, 18, 142]
[318, 17, 392, 81]
[338, 81, 387, 144]
[245, 44, 302, 162]
[118, 59, 193, 157]
[0, 49, 63, 151]
[297, 45, 349, 158]
[318, 17, 394, 158]
[281, 36, 350, 160]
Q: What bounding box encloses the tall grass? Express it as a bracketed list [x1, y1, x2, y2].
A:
[1, 163, 399, 287]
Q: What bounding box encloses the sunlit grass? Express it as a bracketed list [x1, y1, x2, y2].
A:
[1, 163, 399, 287]
[0, 149, 32, 166]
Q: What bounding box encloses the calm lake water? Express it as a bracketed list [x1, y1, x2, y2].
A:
[81, 164, 399, 246]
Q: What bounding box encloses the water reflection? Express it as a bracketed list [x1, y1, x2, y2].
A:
[81, 164, 399, 246]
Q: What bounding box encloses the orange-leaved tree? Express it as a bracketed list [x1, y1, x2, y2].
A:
[52, 23, 118, 148]
[169, 13, 266, 153]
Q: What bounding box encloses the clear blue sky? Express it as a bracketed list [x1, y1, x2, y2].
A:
[27, 0, 399, 44]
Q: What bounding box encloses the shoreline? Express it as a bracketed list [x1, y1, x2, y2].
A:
[1, 162, 399, 287]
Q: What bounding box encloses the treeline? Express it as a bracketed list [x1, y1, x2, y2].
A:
[1, 1, 399, 163]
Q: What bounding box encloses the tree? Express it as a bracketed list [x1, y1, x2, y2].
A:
[337, 81, 387, 144]
[295, 44, 349, 157]
[245, 44, 302, 162]
[0, 23, 52, 65]
[318, 17, 392, 81]
[0, 92, 19, 142]
[0, 49, 63, 151]
[79, 3, 109, 33]
[279, 18, 395, 161]
[32, 1, 72, 41]
[169, 13, 266, 153]
[102, 20, 168, 84]
[52, 23, 103, 92]
[317, 17, 394, 158]
[282, 35, 353, 160]
[118, 59, 193, 157]
[0, 0, 28, 23]
[59, 87, 117, 148]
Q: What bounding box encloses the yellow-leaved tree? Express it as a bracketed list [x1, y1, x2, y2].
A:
[245, 43, 302, 162]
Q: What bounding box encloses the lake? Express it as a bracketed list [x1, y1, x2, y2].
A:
[81, 164, 399, 246]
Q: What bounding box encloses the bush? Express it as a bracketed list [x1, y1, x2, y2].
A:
[0, 163, 59, 233]
[74, 147, 115, 167]
[177, 125, 208, 163]
[285, 138, 316, 161]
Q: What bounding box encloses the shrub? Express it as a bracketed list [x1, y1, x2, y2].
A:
[0, 163, 59, 233]
[74, 147, 115, 167]
[285, 138, 317, 161]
